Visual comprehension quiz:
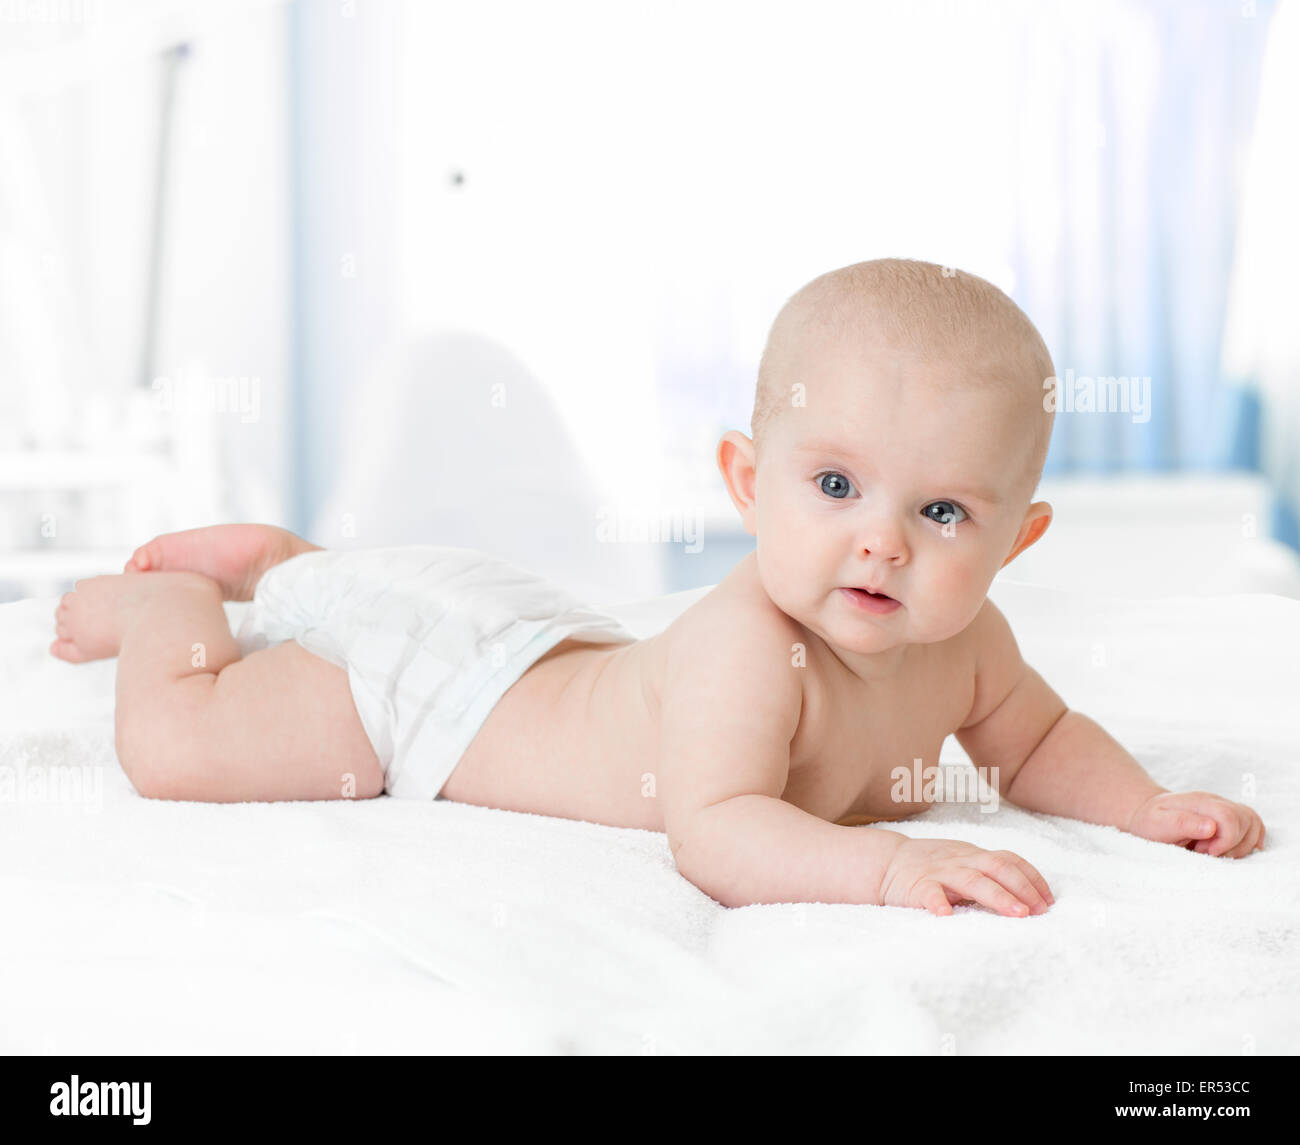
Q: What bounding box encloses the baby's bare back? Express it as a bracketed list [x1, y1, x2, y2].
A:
[441, 551, 978, 832]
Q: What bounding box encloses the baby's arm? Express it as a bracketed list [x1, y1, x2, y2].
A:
[658, 603, 1050, 913]
[956, 600, 1265, 857]
[657, 604, 890, 906]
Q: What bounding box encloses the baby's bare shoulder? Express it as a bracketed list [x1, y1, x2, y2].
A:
[652, 559, 805, 814]
[959, 597, 1021, 665]
[675, 554, 802, 638]
[658, 558, 806, 699]
[953, 596, 1030, 726]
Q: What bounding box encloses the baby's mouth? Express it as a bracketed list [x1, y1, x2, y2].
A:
[840, 586, 902, 614]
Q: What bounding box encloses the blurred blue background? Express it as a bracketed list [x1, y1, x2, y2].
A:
[2, 0, 1299, 603]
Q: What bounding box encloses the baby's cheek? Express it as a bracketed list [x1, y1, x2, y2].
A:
[760, 497, 817, 577]
[755, 528, 808, 610]
[924, 556, 988, 631]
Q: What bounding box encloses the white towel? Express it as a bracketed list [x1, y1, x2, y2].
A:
[1, 579, 1296, 1053]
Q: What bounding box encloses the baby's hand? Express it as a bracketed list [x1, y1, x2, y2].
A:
[878, 838, 1054, 918]
[1125, 790, 1265, 858]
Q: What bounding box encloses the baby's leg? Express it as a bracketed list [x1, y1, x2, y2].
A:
[110, 574, 383, 802]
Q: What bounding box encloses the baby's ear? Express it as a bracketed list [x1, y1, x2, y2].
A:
[1001, 501, 1052, 568]
[717, 431, 759, 535]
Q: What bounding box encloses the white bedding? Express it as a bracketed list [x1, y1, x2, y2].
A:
[2, 579, 1297, 1054]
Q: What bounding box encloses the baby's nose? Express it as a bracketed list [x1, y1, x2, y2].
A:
[858, 516, 908, 562]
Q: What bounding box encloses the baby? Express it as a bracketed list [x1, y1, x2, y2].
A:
[51, 258, 1265, 916]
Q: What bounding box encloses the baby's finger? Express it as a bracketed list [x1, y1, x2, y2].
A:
[1160, 807, 1218, 844]
[917, 880, 954, 917]
[1224, 815, 1262, 859]
[977, 852, 1052, 913]
[949, 869, 1032, 917]
[1204, 807, 1244, 856]
[1005, 852, 1054, 907]
[1213, 816, 1248, 859]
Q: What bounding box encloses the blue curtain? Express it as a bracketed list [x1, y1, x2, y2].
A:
[1014, 1, 1279, 501]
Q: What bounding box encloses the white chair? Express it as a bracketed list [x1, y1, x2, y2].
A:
[311, 330, 665, 606]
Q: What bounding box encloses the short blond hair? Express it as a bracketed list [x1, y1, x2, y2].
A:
[750, 258, 1055, 487]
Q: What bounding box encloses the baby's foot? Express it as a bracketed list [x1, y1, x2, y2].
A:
[123, 524, 316, 601]
[50, 571, 219, 663]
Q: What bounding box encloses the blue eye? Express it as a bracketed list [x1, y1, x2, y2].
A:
[818, 472, 854, 499]
[923, 500, 968, 526]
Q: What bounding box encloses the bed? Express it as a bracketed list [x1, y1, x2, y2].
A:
[2, 576, 1297, 1054]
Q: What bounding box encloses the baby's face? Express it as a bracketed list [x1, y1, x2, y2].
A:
[745, 335, 1047, 658]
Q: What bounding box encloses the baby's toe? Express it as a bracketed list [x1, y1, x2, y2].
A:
[49, 638, 89, 663]
[126, 539, 162, 572]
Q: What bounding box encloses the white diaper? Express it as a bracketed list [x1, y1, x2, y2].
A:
[234, 545, 637, 800]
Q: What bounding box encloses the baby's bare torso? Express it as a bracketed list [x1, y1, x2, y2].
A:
[440, 552, 977, 830]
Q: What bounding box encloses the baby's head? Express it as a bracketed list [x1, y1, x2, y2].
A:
[719, 258, 1055, 659]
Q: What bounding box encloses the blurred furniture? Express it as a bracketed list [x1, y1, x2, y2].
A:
[0, 3, 288, 601]
[0, 391, 224, 599]
[0, 34, 201, 600]
[1003, 471, 1300, 599]
[311, 330, 666, 606]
